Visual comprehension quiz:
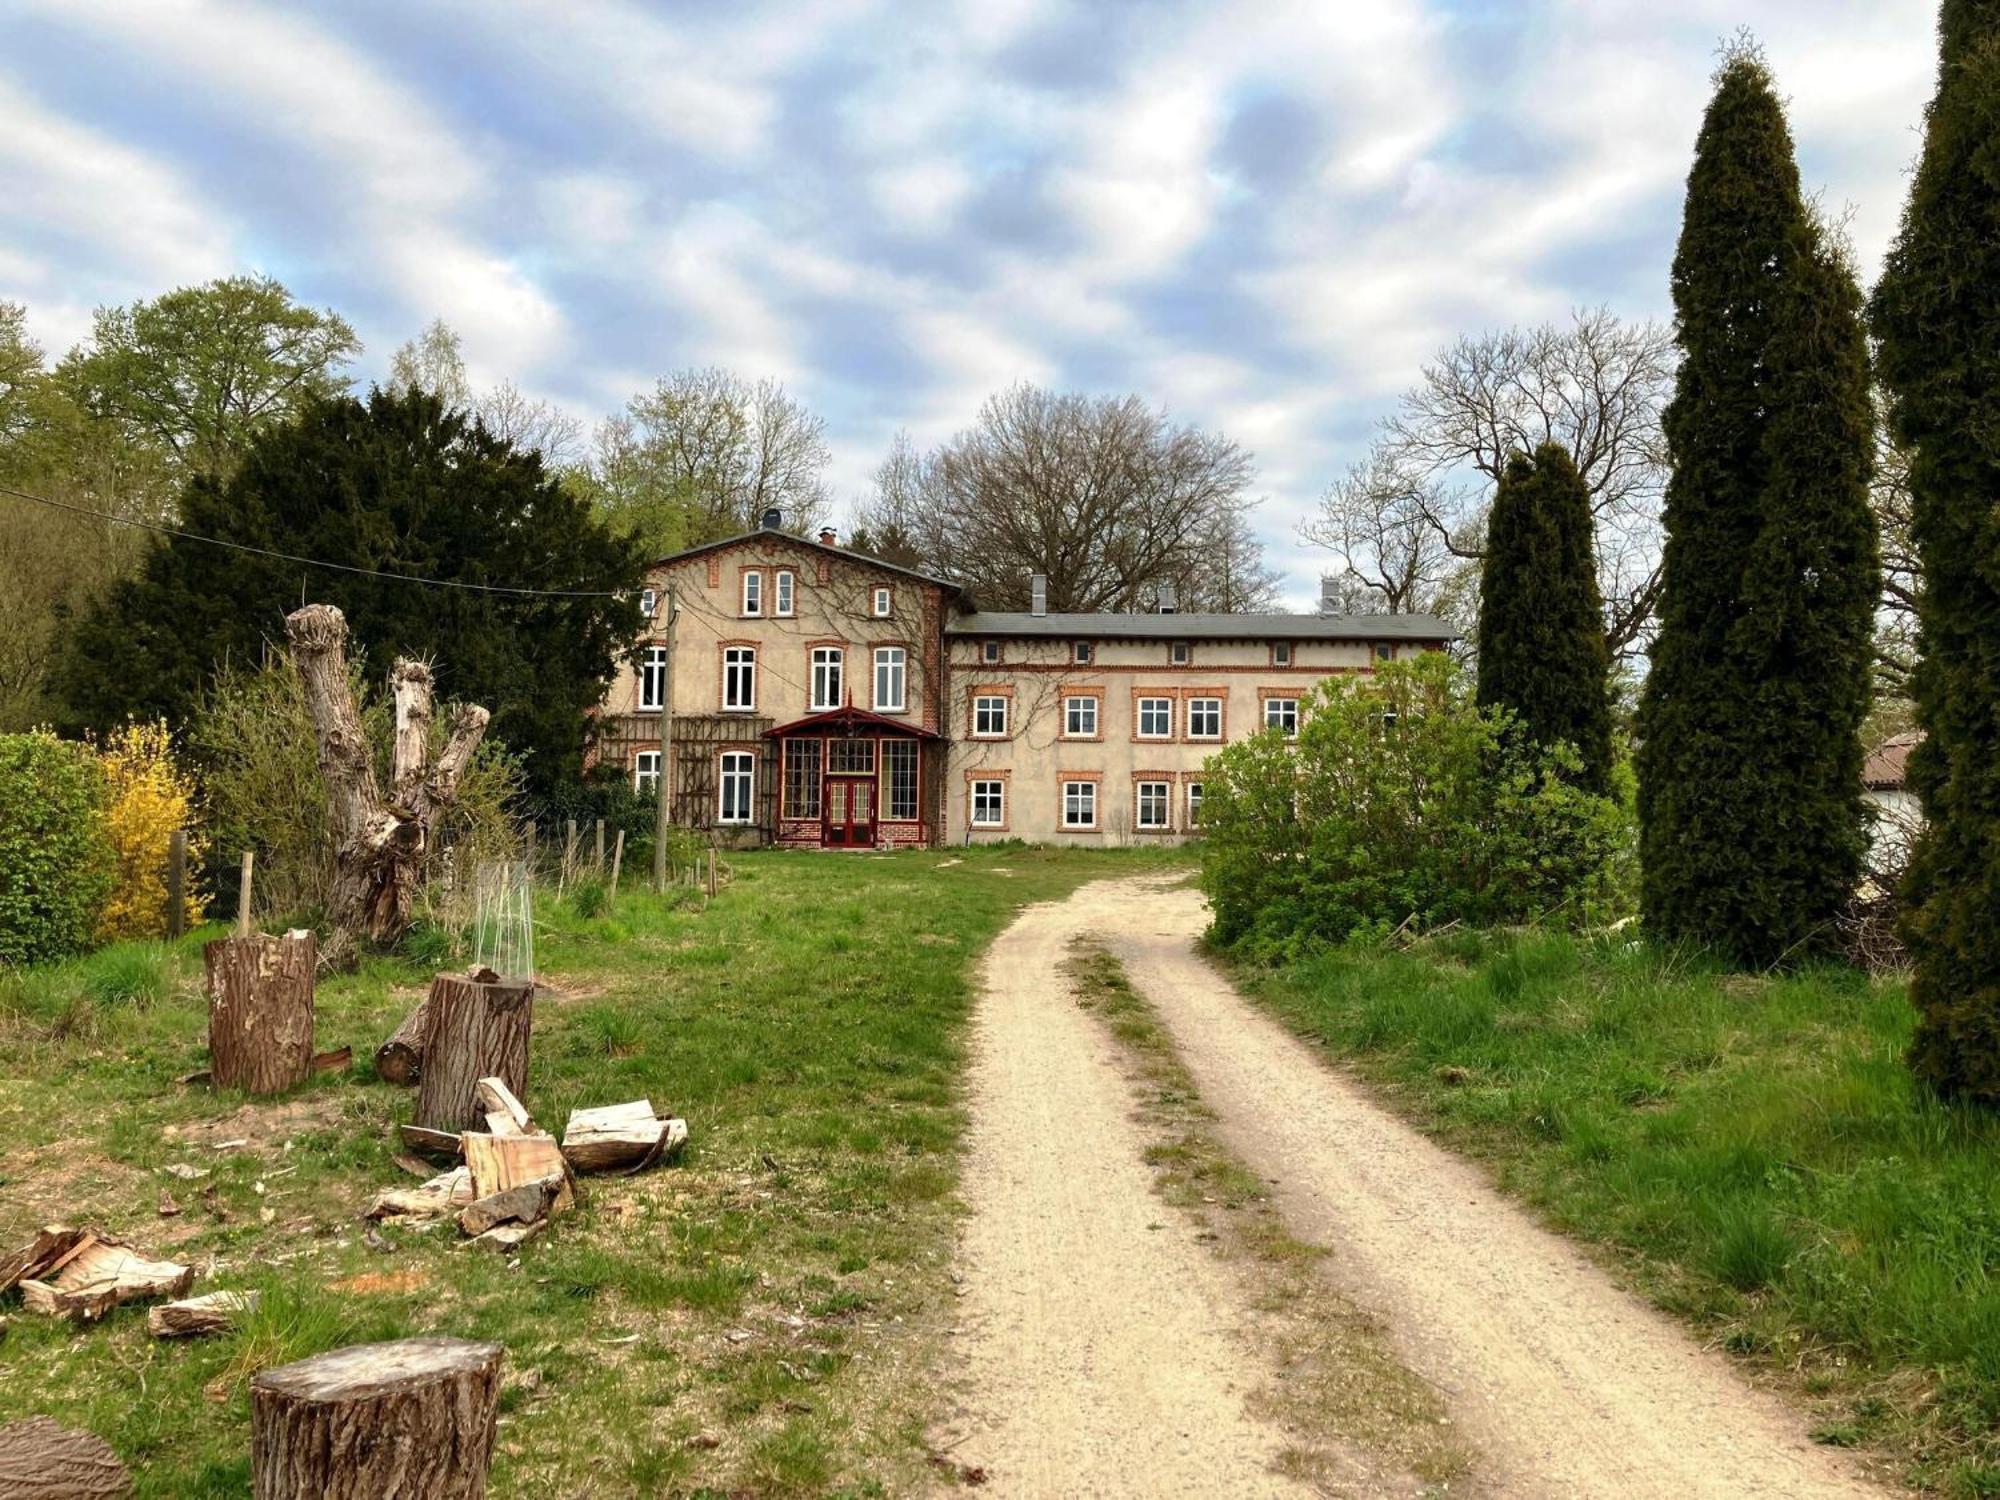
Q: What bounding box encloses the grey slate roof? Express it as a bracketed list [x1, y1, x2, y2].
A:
[946, 610, 1458, 642]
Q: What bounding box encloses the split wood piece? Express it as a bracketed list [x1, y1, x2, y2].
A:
[375, 999, 429, 1086]
[464, 1220, 544, 1254]
[18, 1235, 194, 1323]
[398, 1125, 461, 1160]
[250, 1335, 504, 1500]
[364, 1168, 473, 1221]
[457, 1179, 556, 1237]
[473, 1077, 532, 1136]
[311, 1046, 352, 1074]
[0, 1415, 132, 1498]
[149, 1289, 258, 1338]
[462, 1132, 573, 1215]
[561, 1100, 687, 1174]
[286, 605, 491, 953]
[0, 1225, 90, 1296]
[204, 930, 317, 1094]
[410, 974, 532, 1133]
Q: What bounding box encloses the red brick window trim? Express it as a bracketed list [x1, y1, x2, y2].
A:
[1132, 688, 1176, 742]
[969, 683, 1015, 739]
[1180, 687, 1226, 743]
[718, 639, 759, 713]
[1061, 685, 1105, 741]
[1132, 772, 1175, 833]
[806, 639, 850, 711]
[1057, 769, 1103, 832]
[965, 768, 1011, 832]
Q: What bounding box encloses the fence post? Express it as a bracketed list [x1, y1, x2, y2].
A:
[594, 819, 606, 874]
[166, 830, 187, 941]
[237, 849, 256, 937]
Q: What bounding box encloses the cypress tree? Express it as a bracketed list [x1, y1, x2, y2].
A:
[1870, 1, 2000, 1101]
[1639, 45, 1878, 965]
[1476, 442, 1613, 795]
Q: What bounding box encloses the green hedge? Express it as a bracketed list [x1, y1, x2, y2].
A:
[0, 732, 114, 965]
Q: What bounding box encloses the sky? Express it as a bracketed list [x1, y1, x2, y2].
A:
[0, 0, 1941, 609]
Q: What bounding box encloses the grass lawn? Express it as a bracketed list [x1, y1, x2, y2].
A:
[0, 844, 1181, 1498]
[1235, 928, 2000, 1496]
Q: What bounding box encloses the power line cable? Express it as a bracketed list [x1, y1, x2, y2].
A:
[0, 482, 623, 599]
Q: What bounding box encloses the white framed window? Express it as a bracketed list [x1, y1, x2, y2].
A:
[1171, 641, 1190, 665]
[1136, 781, 1170, 830]
[971, 779, 1005, 827]
[1274, 642, 1293, 667]
[723, 646, 756, 711]
[1064, 696, 1098, 737]
[883, 741, 919, 820]
[973, 695, 1009, 737]
[872, 585, 892, 617]
[1187, 697, 1222, 739]
[633, 751, 660, 794]
[1138, 696, 1173, 739]
[639, 645, 667, 711]
[1074, 641, 1093, 664]
[873, 646, 906, 712]
[639, 587, 657, 619]
[1062, 780, 1097, 829]
[1186, 781, 1204, 826]
[1265, 697, 1300, 736]
[982, 640, 1001, 664]
[718, 751, 754, 824]
[775, 570, 795, 617]
[742, 570, 763, 616]
[811, 647, 844, 710]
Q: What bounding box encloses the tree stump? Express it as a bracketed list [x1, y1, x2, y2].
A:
[412, 975, 533, 1132]
[250, 1336, 503, 1500]
[205, 931, 316, 1094]
[0, 1416, 132, 1497]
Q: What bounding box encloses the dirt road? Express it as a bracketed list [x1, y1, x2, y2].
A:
[943, 877, 1891, 1498]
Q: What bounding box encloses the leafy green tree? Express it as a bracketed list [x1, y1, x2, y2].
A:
[52, 388, 645, 799]
[58, 275, 357, 483]
[1871, 0, 2000, 1101]
[1639, 45, 1877, 965]
[1476, 442, 1613, 795]
[0, 731, 112, 965]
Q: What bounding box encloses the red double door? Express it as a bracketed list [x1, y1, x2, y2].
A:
[823, 776, 876, 847]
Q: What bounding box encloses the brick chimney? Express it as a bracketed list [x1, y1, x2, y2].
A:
[818, 526, 838, 547]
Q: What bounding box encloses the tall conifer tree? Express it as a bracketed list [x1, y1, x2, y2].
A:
[1871, 1, 2000, 1100]
[1476, 442, 1613, 795]
[1639, 45, 1877, 964]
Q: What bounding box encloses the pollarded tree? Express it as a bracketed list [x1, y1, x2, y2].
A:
[1476, 442, 1613, 796]
[1870, 0, 2000, 1101]
[1639, 43, 1877, 965]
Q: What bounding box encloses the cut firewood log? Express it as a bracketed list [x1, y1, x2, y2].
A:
[251, 1335, 503, 1499]
[473, 1077, 532, 1136]
[0, 1225, 90, 1296]
[311, 1046, 352, 1074]
[464, 1220, 544, 1253]
[560, 1101, 688, 1174]
[204, 930, 317, 1094]
[457, 1179, 557, 1238]
[148, 1289, 258, 1338]
[462, 1132, 573, 1214]
[375, 999, 429, 1086]
[18, 1235, 194, 1322]
[411, 974, 532, 1133]
[0, 1415, 132, 1497]
[363, 1168, 473, 1221]
[398, 1125, 461, 1160]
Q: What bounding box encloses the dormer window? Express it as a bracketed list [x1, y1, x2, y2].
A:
[873, 586, 892, 618]
[775, 570, 794, 617]
[742, 570, 763, 616]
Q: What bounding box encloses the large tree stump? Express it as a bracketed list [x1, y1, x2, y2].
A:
[250, 1336, 503, 1500]
[412, 975, 533, 1132]
[0, 1416, 132, 1497]
[205, 931, 316, 1094]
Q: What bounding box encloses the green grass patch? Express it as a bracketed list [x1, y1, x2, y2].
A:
[1235, 928, 2000, 1491]
[0, 845, 1184, 1497]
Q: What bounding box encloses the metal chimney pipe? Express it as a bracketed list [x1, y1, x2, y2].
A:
[1030, 574, 1048, 617]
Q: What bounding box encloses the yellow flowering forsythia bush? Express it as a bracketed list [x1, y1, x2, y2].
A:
[96, 720, 205, 941]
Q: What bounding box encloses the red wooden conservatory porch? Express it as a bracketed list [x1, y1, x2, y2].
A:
[764, 705, 942, 850]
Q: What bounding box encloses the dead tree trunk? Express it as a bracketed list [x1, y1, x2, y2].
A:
[285, 605, 489, 954]
[412, 975, 533, 1132]
[250, 1336, 503, 1500]
[205, 931, 316, 1094]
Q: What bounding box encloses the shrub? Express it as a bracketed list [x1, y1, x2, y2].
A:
[95, 719, 205, 941]
[1200, 653, 1630, 958]
[190, 653, 521, 929]
[0, 731, 114, 965]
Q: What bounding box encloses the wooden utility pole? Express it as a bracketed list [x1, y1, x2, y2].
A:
[652, 586, 678, 891]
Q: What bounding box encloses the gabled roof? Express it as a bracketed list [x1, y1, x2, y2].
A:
[763, 703, 943, 741]
[1863, 731, 1922, 790]
[946, 610, 1458, 642]
[651, 528, 962, 595]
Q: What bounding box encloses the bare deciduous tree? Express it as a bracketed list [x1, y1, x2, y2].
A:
[862, 385, 1263, 613]
[386, 319, 584, 469]
[1306, 309, 1674, 662]
[1872, 406, 1918, 701]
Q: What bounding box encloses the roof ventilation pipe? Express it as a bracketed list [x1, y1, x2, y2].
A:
[1030, 574, 1048, 617]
